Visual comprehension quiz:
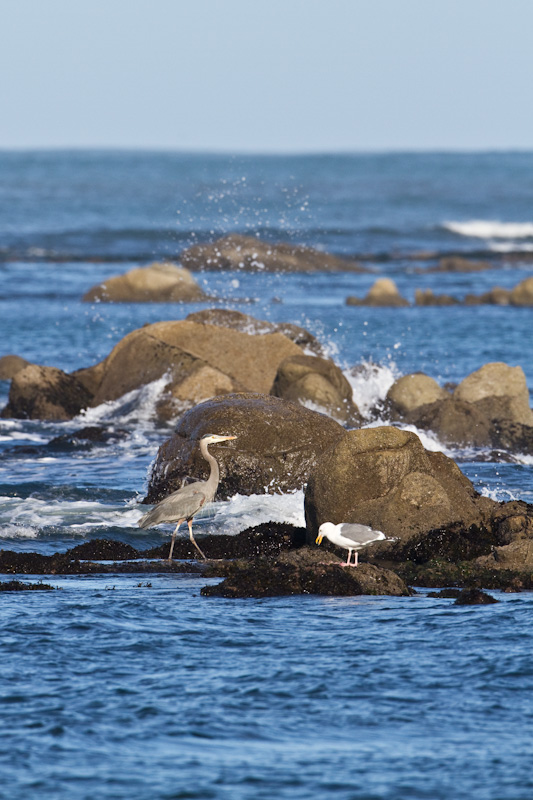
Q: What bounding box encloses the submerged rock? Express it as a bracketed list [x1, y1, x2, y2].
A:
[454, 588, 499, 605]
[179, 234, 366, 273]
[82, 262, 209, 303]
[144, 392, 345, 503]
[0, 579, 55, 591]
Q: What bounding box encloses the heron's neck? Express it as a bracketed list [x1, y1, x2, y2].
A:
[200, 439, 220, 493]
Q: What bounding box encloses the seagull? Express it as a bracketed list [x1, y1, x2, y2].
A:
[315, 521, 386, 566]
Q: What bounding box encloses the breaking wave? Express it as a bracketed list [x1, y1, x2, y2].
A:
[443, 220, 533, 240]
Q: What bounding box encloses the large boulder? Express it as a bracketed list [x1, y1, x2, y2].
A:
[82, 262, 209, 303]
[179, 234, 366, 273]
[454, 362, 533, 427]
[304, 426, 485, 542]
[1, 364, 92, 421]
[90, 319, 303, 409]
[386, 373, 449, 418]
[185, 309, 325, 355]
[271, 354, 361, 425]
[144, 392, 345, 503]
[346, 278, 409, 307]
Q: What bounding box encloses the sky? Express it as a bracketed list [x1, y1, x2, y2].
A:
[1, 0, 532, 152]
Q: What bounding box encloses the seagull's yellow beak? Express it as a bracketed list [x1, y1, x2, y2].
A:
[315, 534, 323, 545]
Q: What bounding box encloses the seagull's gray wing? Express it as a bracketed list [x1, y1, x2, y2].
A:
[338, 523, 385, 546]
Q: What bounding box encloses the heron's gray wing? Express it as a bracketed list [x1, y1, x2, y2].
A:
[138, 482, 210, 528]
[338, 523, 385, 545]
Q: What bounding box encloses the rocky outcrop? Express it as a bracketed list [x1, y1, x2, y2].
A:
[384, 363, 533, 451]
[464, 277, 533, 306]
[428, 256, 494, 273]
[0, 355, 31, 380]
[179, 234, 367, 273]
[89, 319, 302, 413]
[304, 426, 488, 542]
[201, 558, 411, 598]
[1, 364, 92, 421]
[0, 313, 337, 422]
[346, 278, 409, 307]
[144, 392, 345, 503]
[82, 262, 209, 303]
[271, 354, 361, 425]
[414, 288, 459, 306]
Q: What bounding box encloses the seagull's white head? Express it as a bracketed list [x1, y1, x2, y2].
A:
[315, 521, 338, 545]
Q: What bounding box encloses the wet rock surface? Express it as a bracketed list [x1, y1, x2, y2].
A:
[201, 559, 412, 598]
[0, 579, 55, 591]
[454, 588, 499, 605]
[144, 393, 345, 503]
[2, 364, 93, 421]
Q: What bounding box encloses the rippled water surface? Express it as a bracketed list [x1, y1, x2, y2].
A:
[1, 151, 533, 798]
[2, 579, 533, 800]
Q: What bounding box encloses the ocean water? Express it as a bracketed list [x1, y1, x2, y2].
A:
[1, 151, 533, 799]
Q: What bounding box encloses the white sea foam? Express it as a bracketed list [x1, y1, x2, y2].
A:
[209, 490, 306, 535]
[75, 374, 174, 429]
[444, 220, 533, 240]
[346, 360, 399, 418]
[0, 495, 145, 538]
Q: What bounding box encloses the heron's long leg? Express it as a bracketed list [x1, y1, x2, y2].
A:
[168, 520, 183, 562]
[188, 519, 207, 560]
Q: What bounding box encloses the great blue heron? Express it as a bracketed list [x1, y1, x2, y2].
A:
[138, 433, 236, 561]
[316, 521, 386, 566]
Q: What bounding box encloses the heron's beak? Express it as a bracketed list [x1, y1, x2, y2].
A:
[315, 534, 323, 545]
[222, 436, 237, 441]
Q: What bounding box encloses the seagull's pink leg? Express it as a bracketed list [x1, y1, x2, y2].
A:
[353, 551, 358, 567]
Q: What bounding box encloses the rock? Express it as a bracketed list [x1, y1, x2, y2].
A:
[179, 234, 366, 273]
[454, 588, 499, 605]
[0, 580, 55, 592]
[201, 559, 411, 598]
[47, 426, 129, 449]
[510, 276, 533, 306]
[90, 319, 303, 409]
[144, 392, 345, 503]
[414, 288, 459, 306]
[271, 354, 361, 425]
[0, 355, 31, 380]
[464, 287, 511, 305]
[428, 588, 462, 598]
[454, 362, 533, 427]
[405, 397, 493, 447]
[1, 364, 92, 421]
[185, 309, 326, 355]
[82, 262, 209, 303]
[475, 539, 533, 571]
[386, 373, 449, 418]
[431, 256, 494, 273]
[346, 278, 409, 307]
[304, 426, 483, 543]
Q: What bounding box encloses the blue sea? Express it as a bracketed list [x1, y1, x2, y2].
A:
[1, 151, 533, 799]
